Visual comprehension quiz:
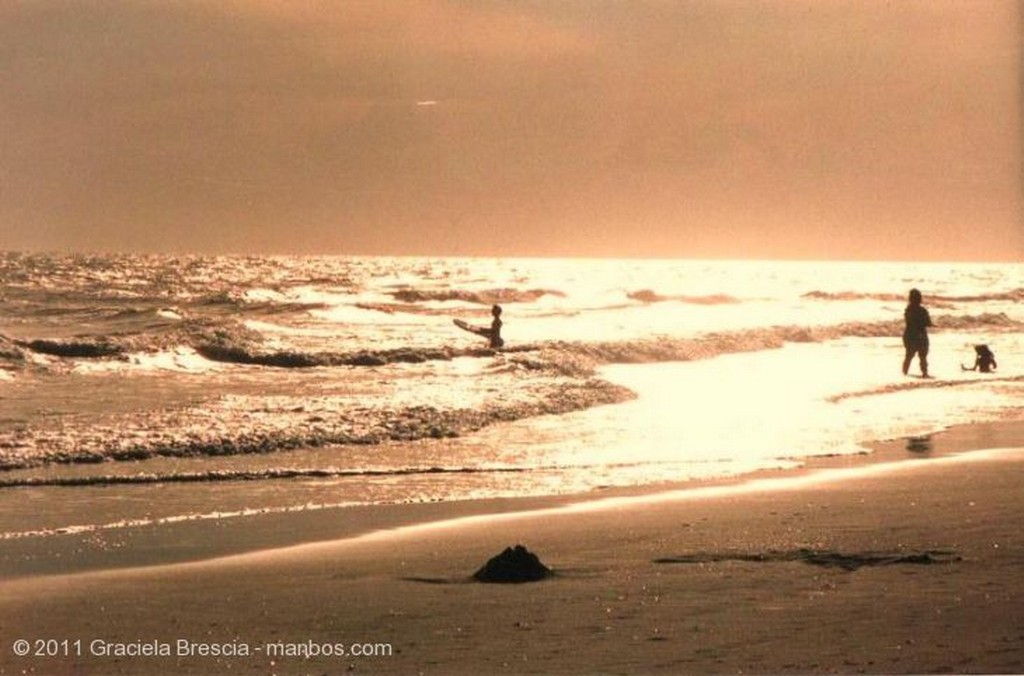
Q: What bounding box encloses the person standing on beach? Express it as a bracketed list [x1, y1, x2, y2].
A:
[902, 288, 932, 378]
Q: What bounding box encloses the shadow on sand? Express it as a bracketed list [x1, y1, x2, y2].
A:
[654, 548, 959, 572]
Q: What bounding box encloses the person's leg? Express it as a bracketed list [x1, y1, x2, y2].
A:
[919, 343, 929, 377]
[903, 347, 914, 375]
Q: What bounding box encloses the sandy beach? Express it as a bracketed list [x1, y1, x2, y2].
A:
[2, 420, 1022, 675]
[4, 1, 1020, 672]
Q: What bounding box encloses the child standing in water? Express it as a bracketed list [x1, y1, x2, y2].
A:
[902, 288, 932, 377]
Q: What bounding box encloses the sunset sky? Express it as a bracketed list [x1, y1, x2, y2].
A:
[1, 1, 1020, 261]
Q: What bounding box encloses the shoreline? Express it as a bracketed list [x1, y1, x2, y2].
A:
[2, 416, 1022, 674]
[3, 417, 1022, 581]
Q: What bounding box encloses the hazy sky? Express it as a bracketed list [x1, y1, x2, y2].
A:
[1, 1, 1020, 260]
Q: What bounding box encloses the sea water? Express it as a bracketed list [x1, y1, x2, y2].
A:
[0, 254, 1021, 540]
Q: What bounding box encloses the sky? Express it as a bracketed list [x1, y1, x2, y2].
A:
[0, 0, 1020, 261]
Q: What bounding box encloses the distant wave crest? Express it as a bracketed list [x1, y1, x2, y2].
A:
[803, 288, 1024, 304]
[627, 290, 740, 305]
[389, 287, 565, 305]
[802, 291, 905, 302]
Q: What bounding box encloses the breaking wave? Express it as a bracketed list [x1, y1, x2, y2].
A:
[0, 377, 634, 471]
[3, 312, 1020, 375]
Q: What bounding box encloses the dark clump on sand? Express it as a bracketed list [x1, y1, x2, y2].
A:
[473, 545, 553, 583]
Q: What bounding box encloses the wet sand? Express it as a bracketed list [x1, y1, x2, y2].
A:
[2, 420, 1023, 674]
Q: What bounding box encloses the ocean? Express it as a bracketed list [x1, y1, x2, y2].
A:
[0, 253, 1021, 543]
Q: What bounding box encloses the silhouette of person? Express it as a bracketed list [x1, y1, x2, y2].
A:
[487, 304, 504, 349]
[962, 344, 997, 373]
[902, 288, 932, 377]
